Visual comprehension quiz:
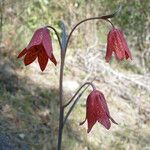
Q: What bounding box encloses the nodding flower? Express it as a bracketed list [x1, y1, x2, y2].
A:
[105, 28, 132, 62]
[80, 90, 118, 133]
[18, 27, 57, 71]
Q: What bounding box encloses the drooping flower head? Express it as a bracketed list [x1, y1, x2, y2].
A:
[105, 28, 132, 62]
[18, 27, 57, 71]
[80, 90, 118, 133]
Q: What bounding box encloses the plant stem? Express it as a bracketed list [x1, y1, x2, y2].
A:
[57, 65, 64, 150]
[47, 25, 65, 150]
[63, 82, 96, 108]
[65, 19, 113, 56]
[0, 0, 4, 45]
[57, 55, 65, 150]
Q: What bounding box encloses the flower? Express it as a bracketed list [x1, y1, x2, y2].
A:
[80, 90, 118, 133]
[105, 28, 132, 62]
[18, 27, 57, 71]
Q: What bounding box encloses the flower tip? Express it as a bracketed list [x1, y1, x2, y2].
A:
[129, 56, 133, 60]
[87, 129, 91, 133]
[41, 68, 45, 72]
[24, 63, 28, 66]
[24, 62, 29, 66]
[17, 48, 28, 59]
[54, 61, 57, 66]
[104, 122, 111, 130]
[106, 127, 110, 130]
[105, 59, 109, 63]
[38, 64, 47, 71]
[105, 57, 110, 63]
[50, 54, 57, 66]
[17, 54, 23, 59]
[17, 53, 22, 59]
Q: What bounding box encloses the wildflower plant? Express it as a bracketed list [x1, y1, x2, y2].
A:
[18, 6, 132, 150]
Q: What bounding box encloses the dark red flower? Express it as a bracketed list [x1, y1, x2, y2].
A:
[105, 28, 132, 62]
[18, 27, 57, 71]
[80, 90, 118, 133]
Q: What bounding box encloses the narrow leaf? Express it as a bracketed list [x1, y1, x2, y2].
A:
[101, 5, 122, 19]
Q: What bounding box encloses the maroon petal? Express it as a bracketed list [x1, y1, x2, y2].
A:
[113, 43, 125, 61]
[94, 93, 111, 130]
[98, 92, 118, 126]
[118, 30, 132, 60]
[50, 53, 57, 66]
[122, 38, 132, 60]
[27, 28, 44, 49]
[98, 115, 111, 130]
[105, 31, 113, 62]
[38, 49, 48, 71]
[24, 48, 38, 65]
[99, 93, 110, 116]
[17, 48, 28, 58]
[125, 49, 132, 60]
[86, 93, 97, 133]
[113, 29, 125, 61]
[87, 112, 97, 133]
[42, 27, 53, 58]
[125, 51, 129, 59]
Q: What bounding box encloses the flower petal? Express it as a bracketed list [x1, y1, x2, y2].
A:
[113, 29, 125, 61]
[99, 93, 110, 116]
[24, 47, 38, 66]
[105, 31, 113, 62]
[125, 51, 129, 59]
[50, 53, 57, 66]
[27, 28, 44, 49]
[98, 116, 111, 130]
[94, 93, 111, 130]
[42, 27, 53, 58]
[118, 30, 132, 60]
[98, 92, 118, 127]
[17, 48, 28, 58]
[123, 41, 132, 60]
[38, 49, 48, 71]
[87, 112, 97, 133]
[86, 94, 97, 133]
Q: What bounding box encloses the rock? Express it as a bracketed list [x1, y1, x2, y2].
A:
[0, 133, 30, 150]
[0, 133, 18, 150]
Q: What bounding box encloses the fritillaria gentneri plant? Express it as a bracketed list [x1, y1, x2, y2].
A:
[18, 6, 132, 150]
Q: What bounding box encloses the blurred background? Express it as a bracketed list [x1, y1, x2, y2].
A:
[0, 0, 150, 150]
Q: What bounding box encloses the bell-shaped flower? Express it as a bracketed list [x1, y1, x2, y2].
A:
[18, 27, 57, 71]
[80, 90, 118, 133]
[105, 28, 132, 62]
